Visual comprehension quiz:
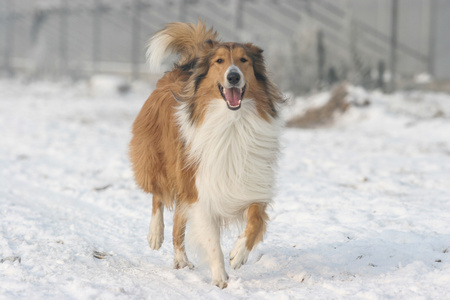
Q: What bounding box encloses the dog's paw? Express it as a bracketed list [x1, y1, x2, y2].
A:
[174, 251, 194, 270]
[174, 259, 194, 270]
[147, 231, 163, 250]
[230, 235, 250, 270]
[147, 218, 164, 250]
[211, 270, 229, 289]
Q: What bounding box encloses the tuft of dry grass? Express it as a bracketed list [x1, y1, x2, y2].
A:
[286, 84, 349, 128]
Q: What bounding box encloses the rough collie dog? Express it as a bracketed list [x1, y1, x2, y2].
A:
[129, 22, 283, 288]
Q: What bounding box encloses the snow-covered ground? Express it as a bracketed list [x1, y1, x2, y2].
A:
[1, 79, 449, 299]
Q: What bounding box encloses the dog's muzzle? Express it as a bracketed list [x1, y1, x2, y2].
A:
[218, 83, 246, 111]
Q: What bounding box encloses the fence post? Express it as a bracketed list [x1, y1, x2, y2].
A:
[377, 60, 385, 91]
[389, 0, 398, 92]
[179, 0, 187, 22]
[131, 0, 141, 80]
[92, 0, 102, 74]
[59, 0, 68, 77]
[3, 0, 14, 76]
[232, 0, 243, 40]
[428, 0, 436, 77]
[317, 30, 325, 88]
[0, 0, 3, 71]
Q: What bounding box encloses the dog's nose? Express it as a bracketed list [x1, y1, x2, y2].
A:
[227, 72, 241, 85]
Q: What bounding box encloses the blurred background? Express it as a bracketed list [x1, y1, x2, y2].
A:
[0, 0, 449, 95]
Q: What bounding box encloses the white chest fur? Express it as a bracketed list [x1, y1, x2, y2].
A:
[177, 99, 280, 220]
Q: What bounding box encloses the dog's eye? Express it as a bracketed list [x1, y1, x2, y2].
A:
[240, 58, 248, 63]
[216, 58, 224, 64]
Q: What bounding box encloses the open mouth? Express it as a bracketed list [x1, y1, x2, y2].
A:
[218, 84, 246, 110]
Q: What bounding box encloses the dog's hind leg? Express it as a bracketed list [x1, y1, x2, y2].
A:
[230, 203, 268, 270]
[173, 202, 194, 269]
[147, 195, 165, 250]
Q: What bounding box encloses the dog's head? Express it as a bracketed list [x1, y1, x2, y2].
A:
[175, 39, 283, 124]
[208, 43, 260, 110]
[184, 41, 269, 112]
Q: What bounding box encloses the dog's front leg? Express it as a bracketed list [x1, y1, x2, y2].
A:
[189, 203, 228, 288]
[230, 203, 268, 269]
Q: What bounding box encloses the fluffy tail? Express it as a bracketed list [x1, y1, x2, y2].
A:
[146, 21, 218, 72]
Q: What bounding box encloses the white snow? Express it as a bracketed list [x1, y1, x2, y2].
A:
[414, 73, 432, 85]
[1, 79, 450, 299]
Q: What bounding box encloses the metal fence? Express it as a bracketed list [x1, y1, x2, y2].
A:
[0, 0, 439, 93]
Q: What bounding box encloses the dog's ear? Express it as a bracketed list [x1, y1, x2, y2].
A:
[245, 43, 264, 55]
[245, 43, 267, 83]
[198, 39, 217, 59]
[202, 39, 218, 52]
[180, 41, 215, 101]
[204, 39, 216, 47]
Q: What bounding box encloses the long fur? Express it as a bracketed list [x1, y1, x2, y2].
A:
[146, 22, 218, 72]
[130, 21, 283, 288]
[176, 99, 280, 221]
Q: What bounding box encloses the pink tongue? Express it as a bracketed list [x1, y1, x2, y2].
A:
[224, 87, 241, 107]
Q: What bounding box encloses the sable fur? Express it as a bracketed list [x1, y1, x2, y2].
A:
[129, 21, 283, 288]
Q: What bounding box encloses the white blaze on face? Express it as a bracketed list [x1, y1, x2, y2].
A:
[221, 65, 245, 109]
